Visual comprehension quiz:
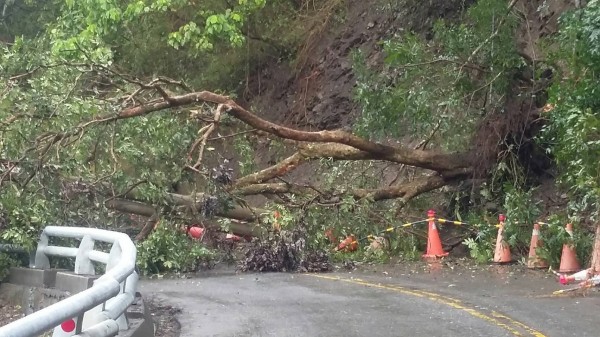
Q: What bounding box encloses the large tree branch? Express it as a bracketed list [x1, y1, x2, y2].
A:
[105, 198, 156, 217]
[164, 193, 267, 222]
[36, 90, 470, 174]
[233, 183, 313, 196]
[104, 194, 265, 222]
[232, 141, 472, 190]
[232, 152, 305, 188]
[350, 174, 457, 201]
[135, 213, 160, 242]
[25, 82, 476, 239]
[104, 197, 264, 237]
[232, 170, 469, 203]
[219, 100, 471, 172]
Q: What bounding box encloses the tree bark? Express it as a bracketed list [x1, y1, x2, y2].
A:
[232, 152, 305, 188]
[105, 198, 156, 217]
[232, 142, 473, 192]
[590, 224, 600, 274]
[135, 213, 160, 242]
[232, 173, 466, 203]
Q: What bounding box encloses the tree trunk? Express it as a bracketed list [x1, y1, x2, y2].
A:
[105, 196, 265, 239]
[134, 213, 160, 242]
[590, 224, 600, 274]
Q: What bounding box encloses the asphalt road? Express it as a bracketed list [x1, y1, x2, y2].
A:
[140, 264, 600, 337]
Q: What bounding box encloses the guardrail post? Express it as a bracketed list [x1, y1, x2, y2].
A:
[73, 235, 104, 332]
[34, 231, 50, 269]
[76, 312, 85, 334]
[106, 242, 124, 295]
[75, 235, 96, 275]
[106, 242, 129, 330]
[106, 242, 122, 272]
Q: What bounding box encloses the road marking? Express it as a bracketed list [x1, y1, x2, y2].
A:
[491, 312, 547, 337]
[307, 274, 547, 337]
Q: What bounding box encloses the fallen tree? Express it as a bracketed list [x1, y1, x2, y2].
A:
[85, 84, 474, 240]
[3, 0, 579, 252]
[0, 58, 482, 242]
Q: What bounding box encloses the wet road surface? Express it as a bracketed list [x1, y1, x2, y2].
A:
[140, 264, 600, 337]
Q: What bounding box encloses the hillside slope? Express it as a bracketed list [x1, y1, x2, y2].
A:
[241, 0, 577, 217]
[244, 0, 476, 130]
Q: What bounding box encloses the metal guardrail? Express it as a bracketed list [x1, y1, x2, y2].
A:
[0, 226, 138, 337]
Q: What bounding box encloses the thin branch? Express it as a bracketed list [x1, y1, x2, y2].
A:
[399, 58, 489, 73]
[462, 0, 518, 69]
[8, 67, 42, 81]
[6, 62, 89, 82]
[1, 114, 30, 127]
[154, 85, 174, 102]
[192, 104, 224, 169]
[418, 120, 442, 150]
[208, 128, 257, 140]
[186, 124, 212, 161]
[104, 180, 149, 204]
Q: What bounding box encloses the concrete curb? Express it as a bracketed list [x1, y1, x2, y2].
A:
[0, 282, 69, 315]
[123, 292, 155, 337]
[1, 267, 154, 336]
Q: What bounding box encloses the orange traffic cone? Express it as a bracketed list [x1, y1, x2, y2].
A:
[493, 214, 512, 264]
[336, 235, 358, 252]
[527, 223, 548, 269]
[188, 226, 205, 240]
[559, 223, 581, 273]
[559, 268, 591, 285]
[422, 210, 448, 260]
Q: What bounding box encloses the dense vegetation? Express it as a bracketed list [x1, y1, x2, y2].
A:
[1, 0, 599, 275]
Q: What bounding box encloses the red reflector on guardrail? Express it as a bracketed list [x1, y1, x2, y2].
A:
[61, 319, 75, 333]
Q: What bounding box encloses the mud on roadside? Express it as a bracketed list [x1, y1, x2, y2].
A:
[147, 296, 182, 337]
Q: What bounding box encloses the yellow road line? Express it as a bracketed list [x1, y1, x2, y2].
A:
[491, 312, 547, 337]
[306, 274, 547, 337]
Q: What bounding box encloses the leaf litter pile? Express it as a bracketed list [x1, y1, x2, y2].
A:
[238, 226, 332, 273]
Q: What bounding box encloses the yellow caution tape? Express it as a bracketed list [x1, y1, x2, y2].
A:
[436, 218, 468, 226]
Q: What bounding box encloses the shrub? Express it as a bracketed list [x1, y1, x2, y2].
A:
[137, 223, 214, 275]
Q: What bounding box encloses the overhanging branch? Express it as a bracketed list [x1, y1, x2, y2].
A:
[32, 89, 471, 174]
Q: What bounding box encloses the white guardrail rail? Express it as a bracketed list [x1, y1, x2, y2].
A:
[0, 226, 138, 337]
